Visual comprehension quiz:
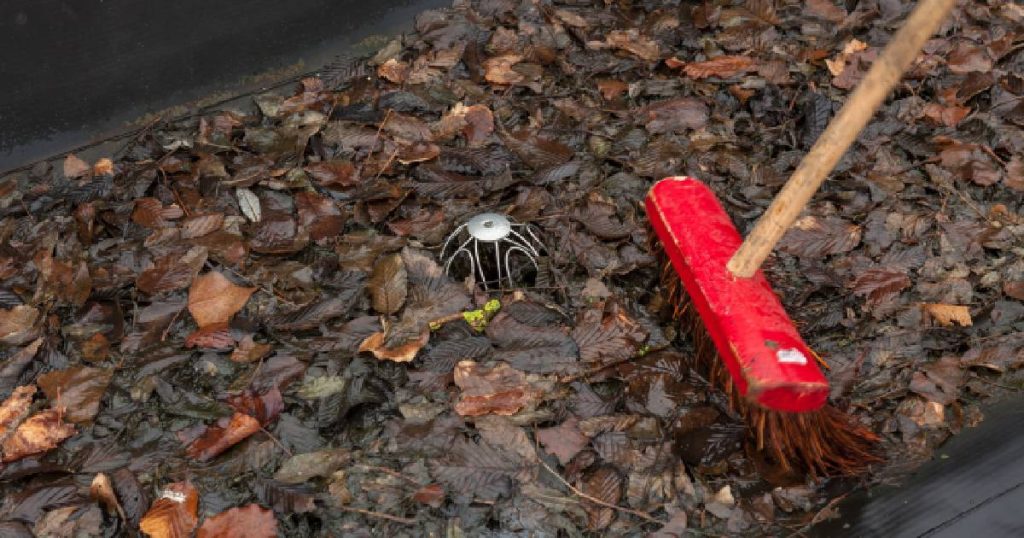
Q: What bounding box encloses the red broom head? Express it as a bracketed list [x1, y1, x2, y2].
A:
[645, 177, 828, 413]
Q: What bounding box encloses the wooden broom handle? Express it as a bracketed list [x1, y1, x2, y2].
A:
[726, 0, 955, 278]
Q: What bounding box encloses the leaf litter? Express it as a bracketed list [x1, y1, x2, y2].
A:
[0, 0, 1022, 535]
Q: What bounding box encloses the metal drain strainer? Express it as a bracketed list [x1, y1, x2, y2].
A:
[440, 212, 545, 290]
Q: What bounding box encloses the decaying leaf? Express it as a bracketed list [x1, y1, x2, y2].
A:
[806, 0, 847, 22]
[64, 153, 92, 179]
[604, 29, 661, 62]
[236, 188, 262, 223]
[358, 329, 429, 363]
[921, 303, 973, 327]
[274, 449, 351, 483]
[0, 385, 36, 442]
[367, 253, 408, 315]
[185, 412, 261, 462]
[536, 416, 589, 464]
[188, 271, 256, 328]
[580, 466, 623, 530]
[486, 312, 578, 374]
[412, 484, 445, 508]
[36, 366, 113, 423]
[429, 436, 521, 501]
[641, 98, 709, 133]
[453, 360, 545, 416]
[571, 302, 647, 365]
[0, 305, 40, 346]
[230, 335, 273, 363]
[137, 247, 209, 295]
[90, 473, 127, 522]
[851, 268, 911, 307]
[909, 356, 962, 405]
[1, 407, 76, 463]
[679, 55, 756, 79]
[196, 504, 278, 538]
[484, 54, 524, 85]
[779, 216, 862, 258]
[825, 38, 868, 77]
[139, 482, 199, 538]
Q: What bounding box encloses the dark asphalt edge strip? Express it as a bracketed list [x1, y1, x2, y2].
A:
[917, 478, 1024, 537]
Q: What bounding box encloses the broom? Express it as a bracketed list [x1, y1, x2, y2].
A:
[646, 0, 955, 477]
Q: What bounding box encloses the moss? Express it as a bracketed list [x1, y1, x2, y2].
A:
[462, 299, 502, 332]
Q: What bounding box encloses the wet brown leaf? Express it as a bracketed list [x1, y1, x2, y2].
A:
[188, 271, 256, 328]
[947, 42, 993, 74]
[571, 303, 646, 365]
[909, 356, 962, 406]
[805, 0, 847, 22]
[358, 329, 428, 363]
[463, 104, 494, 146]
[304, 160, 358, 188]
[132, 198, 183, 229]
[367, 253, 408, 315]
[604, 29, 661, 62]
[230, 335, 273, 364]
[1005, 281, 1024, 301]
[779, 216, 862, 258]
[412, 484, 445, 508]
[921, 303, 972, 327]
[295, 191, 346, 242]
[197, 504, 278, 538]
[851, 268, 911, 306]
[486, 311, 578, 374]
[184, 322, 236, 350]
[1004, 155, 1024, 192]
[680, 55, 756, 79]
[596, 79, 629, 101]
[825, 39, 867, 77]
[383, 113, 434, 143]
[0, 305, 40, 346]
[274, 449, 351, 483]
[397, 141, 441, 164]
[252, 479, 316, 514]
[0, 385, 36, 441]
[378, 58, 409, 84]
[63, 153, 91, 179]
[139, 482, 199, 538]
[641, 98, 709, 133]
[581, 466, 622, 530]
[429, 437, 519, 501]
[137, 247, 209, 295]
[37, 366, 113, 423]
[185, 412, 261, 462]
[453, 360, 543, 416]
[536, 417, 589, 464]
[249, 214, 310, 253]
[484, 54, 524, 85]
[923, 103, 971, 128]
[501, 130, 574, 170]
[1, 407, 76, 463]
[180, 214, 225, 240]
[90, 473, 126, 521]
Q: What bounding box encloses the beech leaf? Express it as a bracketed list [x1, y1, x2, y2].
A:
[196, 504, 278, 538]
[188, 271, 256, 328]
[140, 482, 199, 538]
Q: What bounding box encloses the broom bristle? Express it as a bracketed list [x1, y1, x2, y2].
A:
[658, 249, 881, 477]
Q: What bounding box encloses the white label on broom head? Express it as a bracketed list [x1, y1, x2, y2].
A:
[776, 348, 808, 365]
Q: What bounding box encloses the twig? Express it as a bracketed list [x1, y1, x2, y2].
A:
[537, 456, 662, 525]
[259, 425, 293, 457]
[336, 505, 416, 525]
[374, 147, 401, 181]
